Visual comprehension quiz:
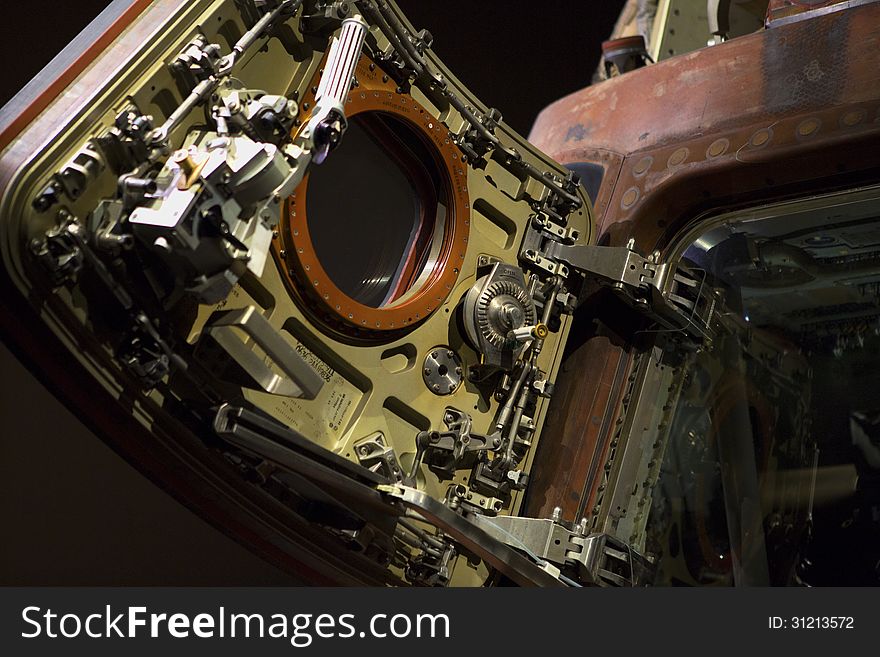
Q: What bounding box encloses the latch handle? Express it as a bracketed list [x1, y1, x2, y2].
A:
[200, 306, 324, 399]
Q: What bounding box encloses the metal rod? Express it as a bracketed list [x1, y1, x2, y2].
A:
[399, 517, 447, 551]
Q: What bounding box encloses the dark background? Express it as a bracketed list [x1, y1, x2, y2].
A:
[0, 0, 623, 584]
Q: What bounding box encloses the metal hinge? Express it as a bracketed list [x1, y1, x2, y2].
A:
[529, 239, 720, 344]
[470, 514, 655, 586]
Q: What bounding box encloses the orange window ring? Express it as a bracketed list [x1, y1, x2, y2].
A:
[274, 64, 471, 341]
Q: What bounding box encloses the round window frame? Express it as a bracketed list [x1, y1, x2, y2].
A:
[275, 68, 471, 336]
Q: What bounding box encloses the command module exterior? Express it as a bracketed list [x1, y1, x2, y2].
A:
[1, 0, 878, 586]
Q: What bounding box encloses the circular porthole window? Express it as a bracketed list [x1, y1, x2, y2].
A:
[277, 79, 470, 339]
[306, 113, 444, 309]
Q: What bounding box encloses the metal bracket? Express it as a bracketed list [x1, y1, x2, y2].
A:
[470, 515, 580, 565]
[531, 211, 580, 244]
[568, 532, 654, 587]
[355, 433, 404, 482]
[30, 219, 84, 286]
[171, 35, 223, 89]
[199, 306, 324, 398]
[540, 240, 719, 343]
[471, 514, 655, 586]
[546, 241, 657, 288]
[33, 141, 106, 211]
[378, 484, 565, 587]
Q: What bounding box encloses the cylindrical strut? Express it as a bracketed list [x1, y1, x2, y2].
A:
[315, 15, 369, 111]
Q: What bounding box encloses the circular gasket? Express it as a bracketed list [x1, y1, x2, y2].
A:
[275, 57, 471, 337]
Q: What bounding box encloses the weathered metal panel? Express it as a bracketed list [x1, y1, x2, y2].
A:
[527, 2, 880, 520]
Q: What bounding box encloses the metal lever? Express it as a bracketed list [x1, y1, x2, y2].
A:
[406, 408, 499, 483]
[200, 306, 324, 399]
